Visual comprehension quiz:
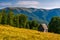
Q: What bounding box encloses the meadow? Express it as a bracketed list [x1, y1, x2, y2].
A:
[0, 25, 60, 40]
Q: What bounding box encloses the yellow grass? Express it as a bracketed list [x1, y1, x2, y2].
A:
[0, 25, 60, 40]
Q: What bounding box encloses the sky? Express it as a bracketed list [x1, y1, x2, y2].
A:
[0, 0, 60, 9]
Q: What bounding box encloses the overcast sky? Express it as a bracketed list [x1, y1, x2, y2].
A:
[0, 0, 60, 9]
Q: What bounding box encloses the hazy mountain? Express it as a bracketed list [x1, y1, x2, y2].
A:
[0, 7, 60, 24]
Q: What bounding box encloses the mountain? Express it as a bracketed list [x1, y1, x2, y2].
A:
[0, 7, 60, 24]
[0, 25, 60, 40]
[46, 8, 60, 22]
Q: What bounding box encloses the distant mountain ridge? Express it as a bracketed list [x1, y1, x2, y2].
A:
[0, 7, 60, 24]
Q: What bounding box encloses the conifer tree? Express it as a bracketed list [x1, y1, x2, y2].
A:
[19, 14, 27, 28]
[13, 14, 19, 27]
[1, 10, 7, 24]
[0, 12, 2, 24]
[7, 10, 14, 26]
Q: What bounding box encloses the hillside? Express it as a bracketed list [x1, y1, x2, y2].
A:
[0, 25, 60, 40]
[0, 7, 60, 24]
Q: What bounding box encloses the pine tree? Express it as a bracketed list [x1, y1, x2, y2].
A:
[7, 10, 14, 26]
[0, 12, 2, 24]
[1, 9, 7, 24]
[13, 14, 19, 27]
[19, 14, 27, 28]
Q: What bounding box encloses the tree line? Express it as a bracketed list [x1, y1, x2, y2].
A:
[0, 10, 41, 30]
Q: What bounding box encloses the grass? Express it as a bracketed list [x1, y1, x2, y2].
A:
[0, 25, 60, 40]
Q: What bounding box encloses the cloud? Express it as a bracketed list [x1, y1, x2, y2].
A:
[0, 1, 41, 9]
[0, 2, 12, 6]
[41, 2, 60, 9]
[0, 0, 60, 9]
[15, 1, 40, 8]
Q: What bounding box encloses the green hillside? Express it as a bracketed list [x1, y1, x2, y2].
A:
[0, 25, 60, 40]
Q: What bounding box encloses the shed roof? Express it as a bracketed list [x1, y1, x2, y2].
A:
[41, 24, 48, 29]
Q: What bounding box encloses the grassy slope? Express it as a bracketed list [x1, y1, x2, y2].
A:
[0, 25, 60, 40]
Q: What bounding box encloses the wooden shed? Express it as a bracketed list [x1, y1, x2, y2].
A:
[38, 24, 48, 32]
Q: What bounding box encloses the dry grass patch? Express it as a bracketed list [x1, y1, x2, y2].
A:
[0, 25, 60, 40]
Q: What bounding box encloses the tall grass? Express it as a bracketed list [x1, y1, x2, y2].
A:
[0, 25, 60, 40]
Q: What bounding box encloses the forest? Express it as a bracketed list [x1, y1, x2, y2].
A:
[0, 10, 40, 30]
[0, 9, 60, 34]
